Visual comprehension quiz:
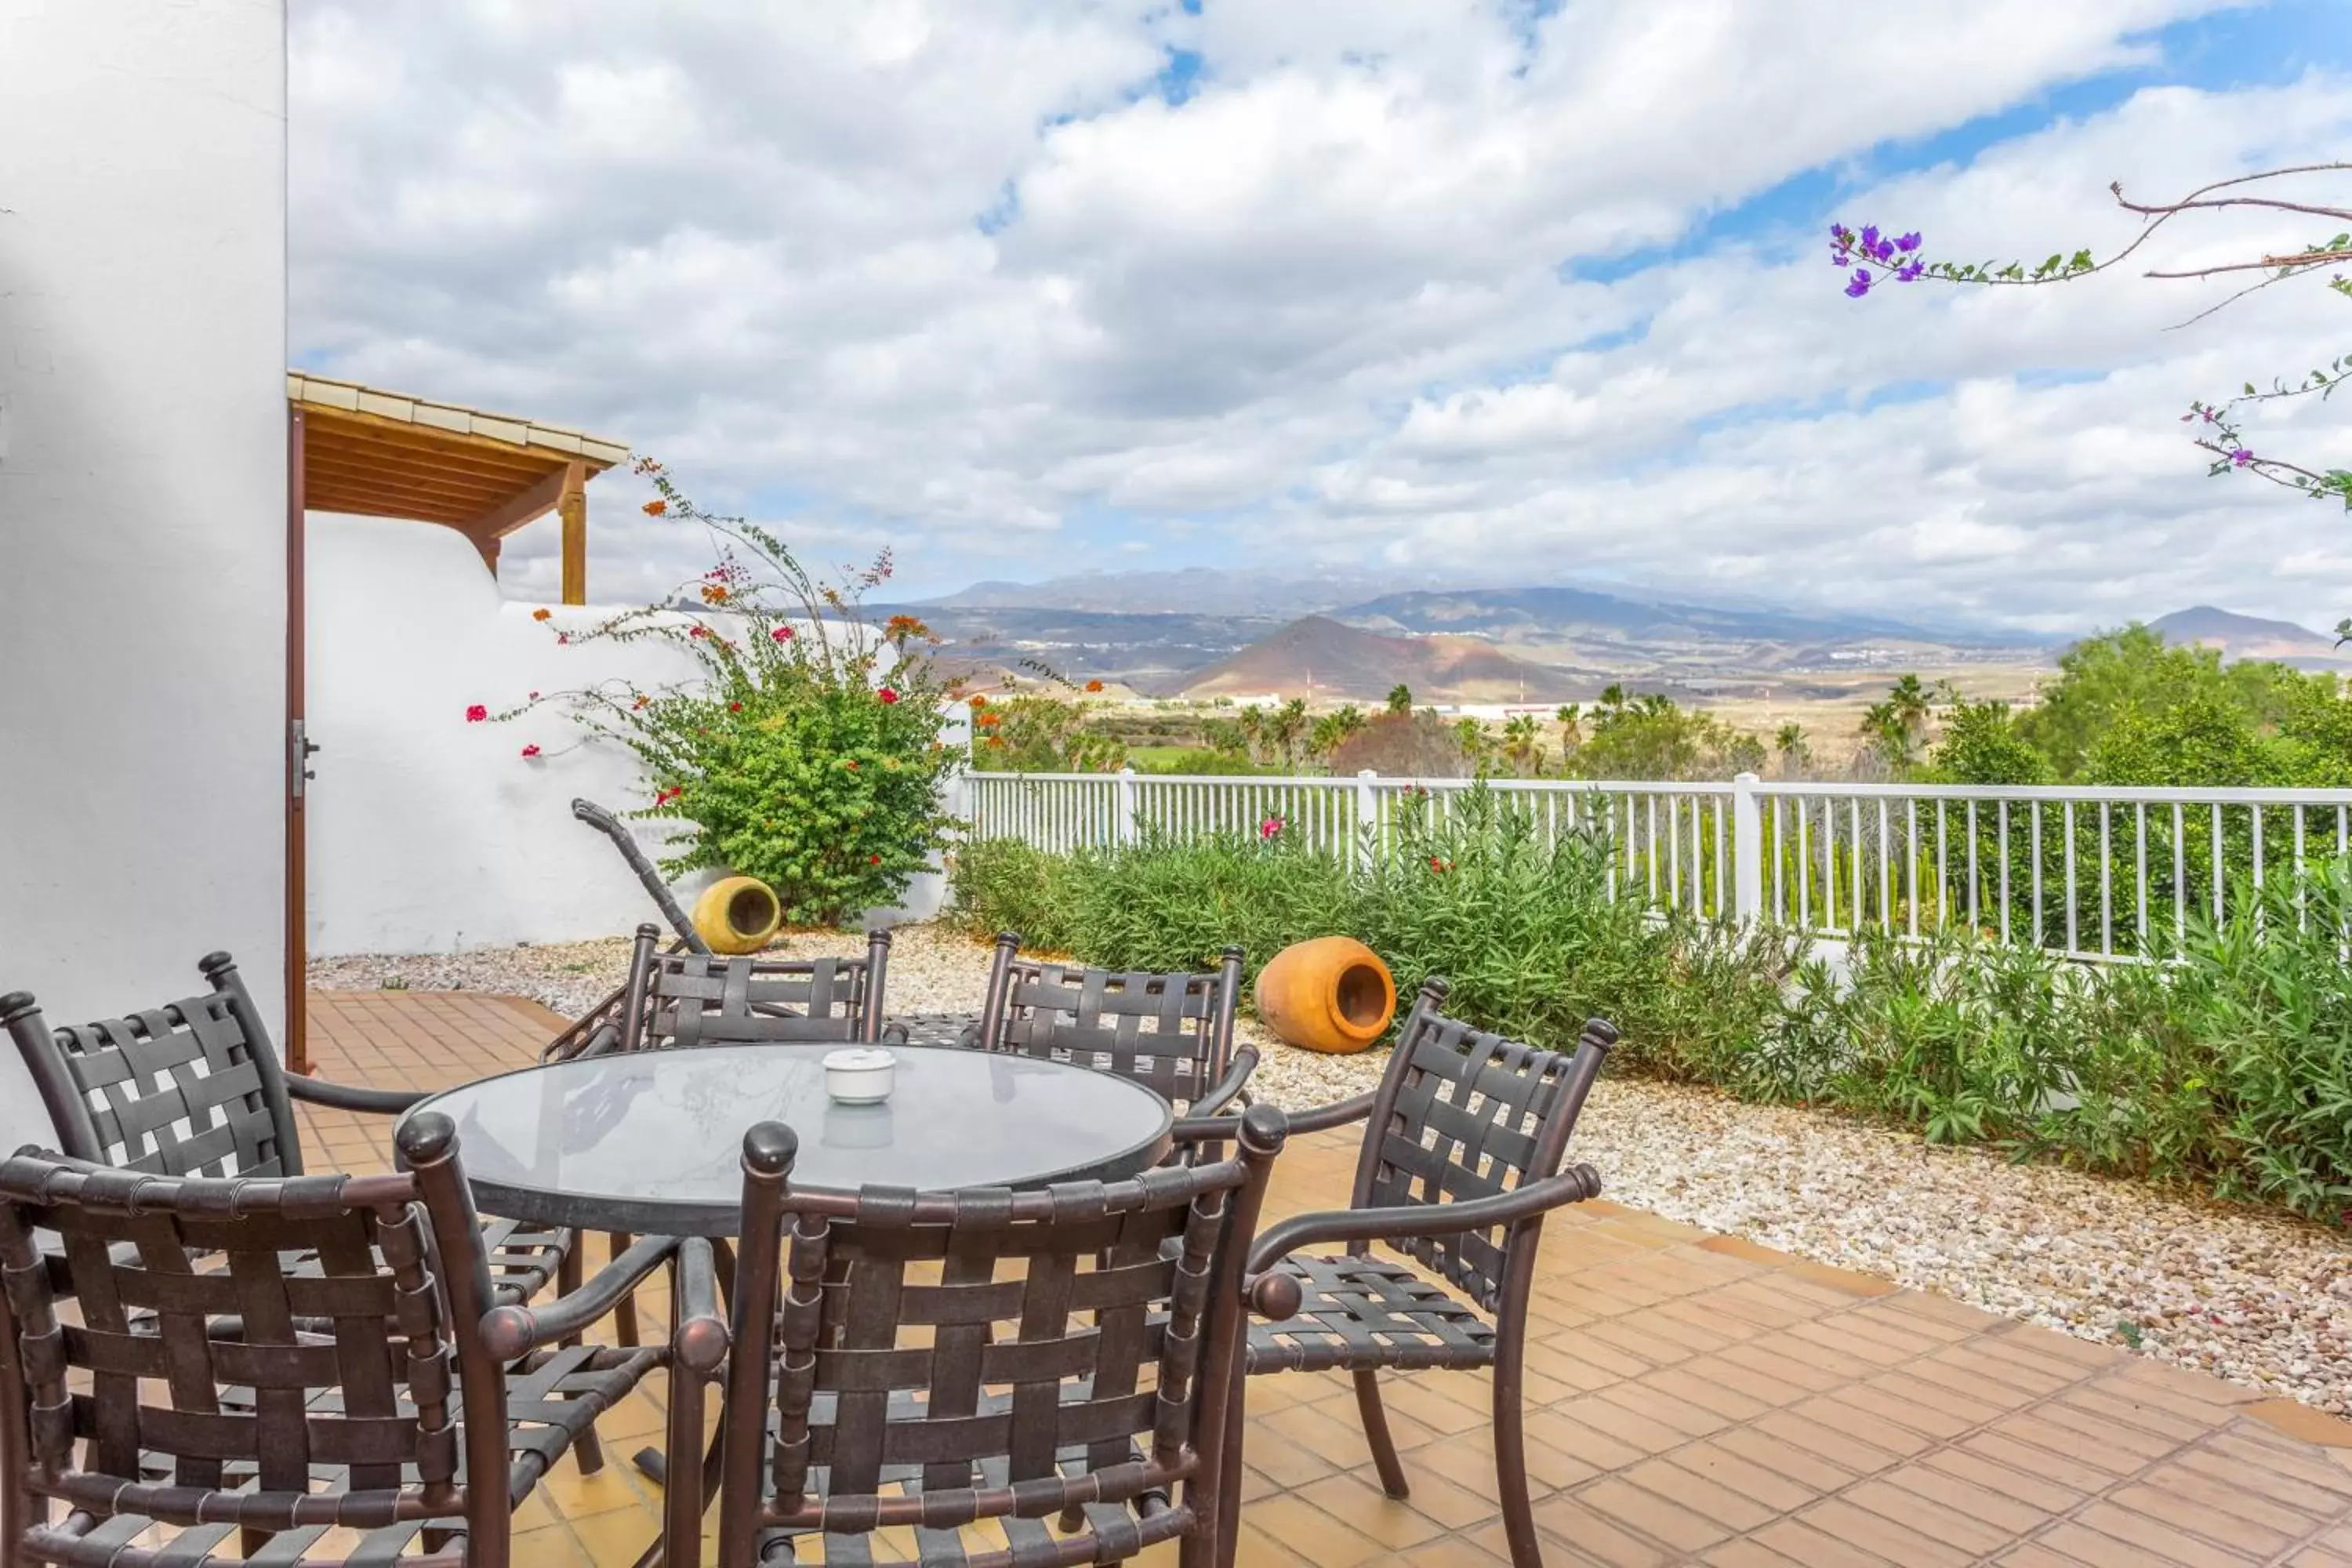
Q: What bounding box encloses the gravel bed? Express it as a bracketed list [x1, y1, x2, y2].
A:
[312, 924, 2352, 1415]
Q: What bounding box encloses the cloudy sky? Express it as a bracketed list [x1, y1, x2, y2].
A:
[289, 0, 2352, 634]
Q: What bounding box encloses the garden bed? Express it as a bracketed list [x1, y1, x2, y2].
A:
[314, 921, 2350, 1415]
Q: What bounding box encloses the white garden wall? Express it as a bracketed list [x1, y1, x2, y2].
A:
[305, 516, 955, 955]
[0, 2, 289, 1149]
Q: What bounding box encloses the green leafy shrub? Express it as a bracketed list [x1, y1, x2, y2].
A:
[943, 839, 1084, 953]
[948, 786, 2352, 1224]
[481, 463, 958, 926]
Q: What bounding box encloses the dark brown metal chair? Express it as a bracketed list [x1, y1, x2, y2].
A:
[572, 922, 895, 1058]
[0, 1112, 725, 1568]
[965, 932, 1257, 1117]
[0, 953, 572, 1311]
[712, 1103, 1298, 1568]
[1225, 981, 1615, 1568]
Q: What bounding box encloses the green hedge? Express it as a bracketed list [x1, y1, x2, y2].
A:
[945, 786, 2352, 1225]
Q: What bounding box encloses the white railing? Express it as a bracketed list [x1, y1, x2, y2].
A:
[961, 769, 2352, 961]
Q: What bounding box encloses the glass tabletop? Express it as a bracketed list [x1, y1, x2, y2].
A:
[402, 1044, 1174, 1236]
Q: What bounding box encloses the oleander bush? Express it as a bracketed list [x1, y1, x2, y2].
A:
[948, 782, 2352, 1224]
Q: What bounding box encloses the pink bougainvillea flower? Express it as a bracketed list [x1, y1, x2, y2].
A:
[557, 633, 570, 645]
[520, 744, 542, 759]
[465, 704, 488, 723]
[689, 625, 710, 639]
[1259, 816, 1283, 840]
[771, 626, 793, 642]
[527, 691, 539, 701]
[877, 687, 900, 705]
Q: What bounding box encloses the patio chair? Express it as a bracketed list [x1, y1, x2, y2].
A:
[964, 931, 1258, 1117]
[0, 1112, 726, 1568]
[711, 1102, 1298, 1568]
[579, 921, 895, 1056]
[1221, 981, 1615, 1568]
[0, 953, 573, 1312]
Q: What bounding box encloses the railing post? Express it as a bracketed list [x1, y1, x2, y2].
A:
[1732, 771, 1762, 926]
[1116, 766, 1138, 848]
[1355, 770, 1379, 873]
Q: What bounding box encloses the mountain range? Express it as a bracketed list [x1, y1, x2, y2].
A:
[886, 571, 2339, 702]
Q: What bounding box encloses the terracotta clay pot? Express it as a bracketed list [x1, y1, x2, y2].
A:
[691, 875, 782, 955]
[1253, 936, 1396, 1054]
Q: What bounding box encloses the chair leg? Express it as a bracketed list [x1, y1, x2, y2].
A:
[610, 1230, 641, 1348]
[1352, 1370, 1410, 1500]
[1492, 1359, 1541, 1567]
[555, 1238, 610, 1475]
[662, 1354, 708, 1568]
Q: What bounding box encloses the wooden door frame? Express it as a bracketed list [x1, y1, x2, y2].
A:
[285, 404, 309, 1073]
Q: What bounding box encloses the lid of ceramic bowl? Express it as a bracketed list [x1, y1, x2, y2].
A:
[822, 1047, 898, 1072]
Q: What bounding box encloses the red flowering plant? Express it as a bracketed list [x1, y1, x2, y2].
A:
[471, 458, 960, 926]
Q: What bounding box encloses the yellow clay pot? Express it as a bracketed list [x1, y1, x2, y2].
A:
[691, 875, 782, 955]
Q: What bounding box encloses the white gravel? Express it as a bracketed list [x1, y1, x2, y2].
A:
[312, 924, 2352, 1415]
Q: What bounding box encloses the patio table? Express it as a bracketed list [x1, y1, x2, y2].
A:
[398, 1041, 1174, 1238]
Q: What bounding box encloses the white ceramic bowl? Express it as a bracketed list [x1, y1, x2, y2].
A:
[822, 1047, 897, 1105]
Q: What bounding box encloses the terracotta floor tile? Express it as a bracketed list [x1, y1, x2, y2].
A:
[296, 990, 2352, 1568]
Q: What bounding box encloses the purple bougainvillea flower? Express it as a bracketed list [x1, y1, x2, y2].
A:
[1860, 224, 1882, 250]
[2231, 448, 2255, 466]
[1830, 223, 1850, 241]
[1896, 231, 1922, 252]
[1844, 269, 1873, 298]
[1896, 261, 1924, 282]
[1874, 239, 1896, 262]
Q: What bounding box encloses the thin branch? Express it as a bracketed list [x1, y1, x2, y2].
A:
[2144, 252, 2352, 281]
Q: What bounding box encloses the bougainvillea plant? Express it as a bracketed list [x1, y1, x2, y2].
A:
[1833, 163, 2350, 519]
[470, 458, 961, 926]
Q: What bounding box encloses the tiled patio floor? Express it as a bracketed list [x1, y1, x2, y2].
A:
[306, 990, 2352, 1566]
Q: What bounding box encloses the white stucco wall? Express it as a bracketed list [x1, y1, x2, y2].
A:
[306, 517, 957, 954]
[0, 2, 289, 1149]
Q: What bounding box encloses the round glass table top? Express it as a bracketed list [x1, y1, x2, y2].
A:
[401, 1044, 1174, 1236]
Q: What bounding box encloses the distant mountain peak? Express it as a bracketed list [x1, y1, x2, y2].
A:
[2145, 606, 2348, 670]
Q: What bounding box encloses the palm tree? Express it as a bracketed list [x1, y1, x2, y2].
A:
[1454, 716, 1490, 771]
[1386, 683, 1414, 714]
[1555, 702, 1583, 751]
[1774, 721, 1809, 776]
[1501, 713, 1546, 775]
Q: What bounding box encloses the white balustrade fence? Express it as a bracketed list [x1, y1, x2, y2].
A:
[961, 770, 2352, 961]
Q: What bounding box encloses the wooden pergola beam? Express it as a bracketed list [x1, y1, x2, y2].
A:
[289, 372, 623, 598]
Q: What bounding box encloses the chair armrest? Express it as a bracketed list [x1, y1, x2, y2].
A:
[1187, 1045, 1259, 1119]
[1246, 1163, 1602, 1274]
[670, 1236, 729, 1376]
[571, 1022, 624, 1061]
[1277, 1089, 1377, 1137]
[479, 1235, 680, 1359]
[283, 1075, 425, 1116]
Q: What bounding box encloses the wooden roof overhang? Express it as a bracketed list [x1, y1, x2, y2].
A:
[287, 372, 629, 604]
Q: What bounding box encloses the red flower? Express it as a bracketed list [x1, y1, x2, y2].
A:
[690, 625, 710, 639]
[655, 786, 683, 808]
[966, 694, 986, 710]
[521, 744, 542, 759]
[633, 695, 650, 710]
[465, 704, 488, 723]
[527, 691, 539, 701]
[643, 499, 668, 517]
[844, 759, 859, 770]
[729, 701, 743, 712]
[877, 688, 900, 705]
[868, 853, 881, 865]
[1260, 816, 1284, 840]
[771, 626, 793, 642]
[532, 608, 552, 622]
[557, 633, 570, 645]
[1084, 680, 1105, 694]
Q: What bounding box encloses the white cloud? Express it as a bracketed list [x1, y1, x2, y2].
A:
[290, 1, 2350, 630]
